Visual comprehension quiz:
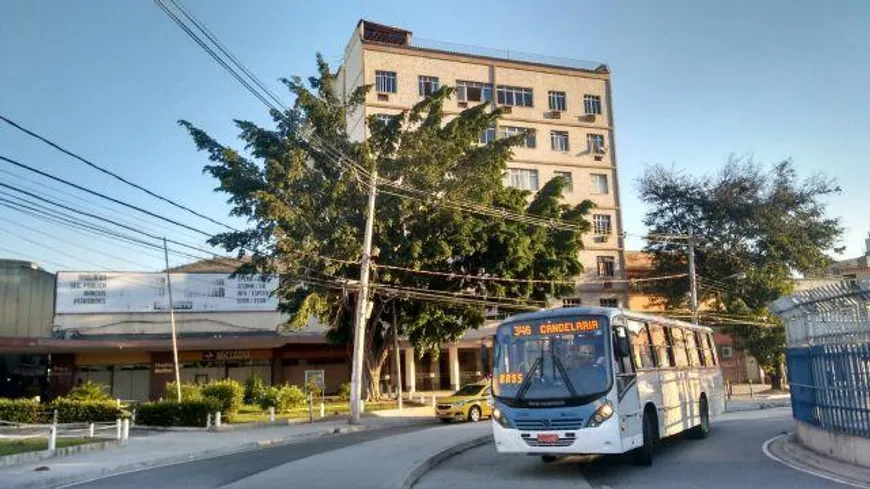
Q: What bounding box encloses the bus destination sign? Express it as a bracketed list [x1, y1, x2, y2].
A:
[512, 318, 600, 337]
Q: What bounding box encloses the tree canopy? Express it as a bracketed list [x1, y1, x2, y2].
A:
[636, 157, 843, 388]
[180, 55, 593, 398]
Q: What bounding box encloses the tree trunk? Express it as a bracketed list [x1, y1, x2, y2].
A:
[770, 357, 787, 391]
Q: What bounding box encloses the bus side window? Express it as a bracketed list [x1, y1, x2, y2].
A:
[648, 323, 672, 368]
[628, 320, 654, 370]
[685, 329, 702, 366]
[669, 327, 689, 368]
[704, 332, 718, 366]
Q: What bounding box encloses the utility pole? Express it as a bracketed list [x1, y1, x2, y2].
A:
[349, 165, 378, 424]
[688, 227, 699, 324]
[392, 304, 403, 410]
[163, 238, 182, 401]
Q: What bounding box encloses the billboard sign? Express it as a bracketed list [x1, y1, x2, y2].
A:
[55, 272, 279, 314]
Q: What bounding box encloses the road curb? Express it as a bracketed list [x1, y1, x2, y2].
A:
[763, 433, 870, 488]
[725, 399, 791, 412]
[399, 434, 492, 489]
[0, 440, 121, 469]
[18, 421, 431, 489]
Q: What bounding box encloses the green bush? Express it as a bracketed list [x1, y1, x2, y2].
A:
[67, 381, 112, 402]
[244, 375, 266, 404]
[337, 382, 352, 402]
[202, 379, 244, 414]
[0, 398, 41, 424]
[257, 384, 306, 413]
[50, 398, 123, 423]
[135, 399, 220, 427]
[162, 381, 203, 402]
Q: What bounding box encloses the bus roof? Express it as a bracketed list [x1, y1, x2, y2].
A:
[498, 307, 714, 333]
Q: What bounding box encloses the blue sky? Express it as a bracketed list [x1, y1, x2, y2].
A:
[1, 0, 868, 272]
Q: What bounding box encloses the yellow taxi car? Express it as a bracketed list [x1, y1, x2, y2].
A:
[435, 382, 492, 423]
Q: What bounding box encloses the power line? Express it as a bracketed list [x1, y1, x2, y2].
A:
[0, 114, 237, 232]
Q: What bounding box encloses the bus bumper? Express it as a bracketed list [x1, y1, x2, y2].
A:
[491, 417, 624, 455]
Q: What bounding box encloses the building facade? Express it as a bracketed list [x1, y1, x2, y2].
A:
[335, 20, 628, 308]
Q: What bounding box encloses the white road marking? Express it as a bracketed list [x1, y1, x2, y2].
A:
[761, 434, 870, 489]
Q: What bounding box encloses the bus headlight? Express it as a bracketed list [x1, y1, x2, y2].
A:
[586, 401, 614, 428]
[492, 407, 513, 428]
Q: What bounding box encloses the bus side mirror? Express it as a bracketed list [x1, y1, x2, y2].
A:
[615, 335, 631, 358]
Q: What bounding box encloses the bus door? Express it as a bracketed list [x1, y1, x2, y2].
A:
[613, 322, 642, 450]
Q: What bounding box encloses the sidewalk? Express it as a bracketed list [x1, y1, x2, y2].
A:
[765, 433, 870, 488]
[0, 409, 439, 489]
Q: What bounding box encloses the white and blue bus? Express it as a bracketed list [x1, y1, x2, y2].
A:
[490, 307, 724, 465]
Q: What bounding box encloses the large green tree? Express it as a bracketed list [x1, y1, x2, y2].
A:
[180, 56, 592, 399]
[637, 157, 843, 389]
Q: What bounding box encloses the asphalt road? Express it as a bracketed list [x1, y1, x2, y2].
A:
[415, 408, 846, 489]
[64, 425, 427, 489]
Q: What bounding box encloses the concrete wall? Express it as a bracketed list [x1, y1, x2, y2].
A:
[0, 260, 55, 338]
[797, 420, 870, 468]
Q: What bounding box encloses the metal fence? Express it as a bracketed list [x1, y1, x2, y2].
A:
[771, 280, 870, 437]
[0, 419, 125, 451]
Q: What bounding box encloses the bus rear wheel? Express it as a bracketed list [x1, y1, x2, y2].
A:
[690, 397, 710, 439]
[633, 411, 656, 466]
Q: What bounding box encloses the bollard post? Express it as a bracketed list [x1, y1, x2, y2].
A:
[749, 379, 755, 399]
[116, 419, 122, 440]
[215, 411, 222, 428]
[131, 409, 136, 427]
[432, 395, 437, 408]
[122, 419, 130, 444]
[206, 413, 212, 430]
[269, 407, 275, 423]
[88, 423, 95, 438]
[320, 401, 325, 419]
[48, 424, 57, 452]
[361, 399, 365, 413]
[308, 391, 314, 423]
[52, 409, 58, 425]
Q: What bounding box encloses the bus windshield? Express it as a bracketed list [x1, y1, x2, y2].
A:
[492, 315, 611, 406]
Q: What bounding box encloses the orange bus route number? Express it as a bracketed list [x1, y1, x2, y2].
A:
[511, 319, 600, 337]
[498, 372, 523, 384]
[513, 325, 532, 337]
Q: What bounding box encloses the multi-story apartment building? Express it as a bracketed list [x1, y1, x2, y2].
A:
[335, 20, 627, 307]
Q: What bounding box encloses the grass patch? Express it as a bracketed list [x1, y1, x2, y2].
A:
[0, 437, 98, 456]
[229, 401, 413, 424]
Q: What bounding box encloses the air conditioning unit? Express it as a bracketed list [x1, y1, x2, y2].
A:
[603, 281, 613, 290]
[457, 101, 468, 108]
[546, 110, 562, 119]
[593, 235, 608, 243]
[377, 93, 389, 102]
[500, 106, 513, 114]
[581, 114, 596, 123]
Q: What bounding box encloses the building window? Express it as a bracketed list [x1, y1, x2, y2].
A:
[550, 131, 570, 152]
[553, 171, 573, 192]
[548, 91, 567, 111]
[456, 80, 493, 103]
[373, 113, 395, 126]
[497, 85, 534, 107]
[375, 71, 397, 93]
[591, 174, 609, 194]
[600, 298, 618, 308]
[587, 134, 606, 154]
[584, 94, 602, 115]
[593, 214, 612, 235]
[562, 298, 582, 307]
[500, 126, 536, 148]
[508, 168, 539, 191]
[418, 75, 439, 96]
[597, 256, 615, 277]
[479, 125, 496, 144]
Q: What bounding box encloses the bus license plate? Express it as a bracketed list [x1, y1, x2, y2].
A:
[537, 434, 559, 444]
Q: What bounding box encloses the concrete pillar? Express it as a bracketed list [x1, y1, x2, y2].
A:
[449, 346, 460, 391]
[404, 348, 416, 394]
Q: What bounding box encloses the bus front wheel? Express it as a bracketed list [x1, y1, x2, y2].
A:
[633, 411, 656, 466]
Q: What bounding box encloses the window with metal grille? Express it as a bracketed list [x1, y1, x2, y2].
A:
[590, 174, 609, 194]
[599, 298, 618, 307]
[479, 125, 496, 144]
[548, 91, 566, 111]
[456, 80, 492, 102]
[418, 75, 439, 96]
[373, 114, 395, 126]
[375, 71, 397, 93]
[584, 94, 602, 114]
[562, 298, 582, 307]
[593, 214, 611, 235]
[550, 131, 570, 152]
[507, 168, 539, 191]
[497, 85, 534, 107]
[587, 134, 606, 154]
[500, 126, 536, 148]
[553, 171, 572, 192]
[597, 256, 615, 277]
